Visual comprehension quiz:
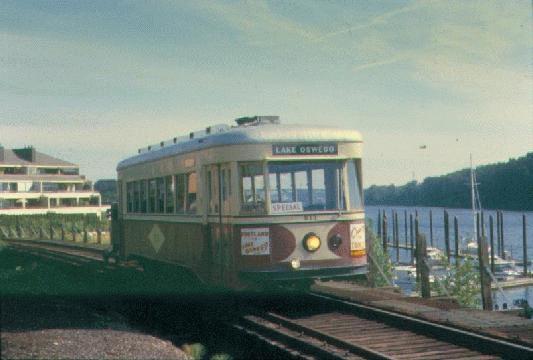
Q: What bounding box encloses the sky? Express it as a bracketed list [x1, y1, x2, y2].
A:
[1, 0, 531, 186]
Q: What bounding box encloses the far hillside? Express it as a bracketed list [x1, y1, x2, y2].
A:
[94, 179, 117, 205]
[364, 152, 533, 211]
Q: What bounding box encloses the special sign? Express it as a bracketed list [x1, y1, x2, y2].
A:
[241, 228, 270, 256]
[350, 223, 365, 256]
[272, 143, 338, 156]
[270, 201, 303, 214]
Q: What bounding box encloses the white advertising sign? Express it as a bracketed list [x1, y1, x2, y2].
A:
[270, 202, 303, 214]
[241, 228, 270, 256]
[350, 223, 365, 251]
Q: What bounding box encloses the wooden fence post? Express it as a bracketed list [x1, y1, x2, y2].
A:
[16, 217, 21, 238]
[366, 228, 375, 288]
[61, 225, 65, 241]
[84, 227, 88, 243]
[416, 233, 430, 298]
[97, 228, 102, 244]
[72, 225, 77, 242]
[49, 222, 54, 240]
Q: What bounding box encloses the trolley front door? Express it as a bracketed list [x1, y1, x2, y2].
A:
[206, 163, 233, 285]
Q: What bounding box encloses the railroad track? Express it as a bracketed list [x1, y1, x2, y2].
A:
[4, 239, 533, 358]
[3, 239, 109, 266]
[233, 292, 533, 360]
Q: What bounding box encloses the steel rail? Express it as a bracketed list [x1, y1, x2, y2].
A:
[235, 316, 357, 360]
[4, 238, 107, 255]
[5, 239, 106, 264]
[255, 311, 390, 360]
[308, 291, 533, 359]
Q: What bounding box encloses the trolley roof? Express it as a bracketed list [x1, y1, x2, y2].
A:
[117, 120, 362, 171]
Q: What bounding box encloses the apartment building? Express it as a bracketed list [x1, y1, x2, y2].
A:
[0, 146, 108, 217]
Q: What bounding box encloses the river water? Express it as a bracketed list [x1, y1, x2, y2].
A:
[365, 205, 533, 310]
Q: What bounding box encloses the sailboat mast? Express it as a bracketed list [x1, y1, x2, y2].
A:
[470, 154, 477, 241]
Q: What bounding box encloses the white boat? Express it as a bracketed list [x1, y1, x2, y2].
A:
[427, 246, 446, 267]
[493, 257, 519, 281]
[394, 264, 435, 283]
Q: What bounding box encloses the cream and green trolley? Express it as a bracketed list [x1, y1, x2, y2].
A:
[115, 116, 366, 288]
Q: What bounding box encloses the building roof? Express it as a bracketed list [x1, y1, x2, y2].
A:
[0, 147, 77, 167]
[117, 122, 362, 170]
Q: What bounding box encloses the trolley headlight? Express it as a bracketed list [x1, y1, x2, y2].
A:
[303, 233, 321, 252]
[290, 258, 301, 270]
[328, 234, 342, 251]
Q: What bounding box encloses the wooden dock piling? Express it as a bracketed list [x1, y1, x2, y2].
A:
[481, 211, 485, 241]
[477, 213, 493, 311]
[377, 211, 382, 238]
[454, 216, 459, 267]
[382, 212, 388, 253]
[391, 210, 395, 247]
[523, 214, 528, 276]
[416, 232, 430, 298]
[500, 211, 505, 259]
[409, 214, 414, 264]
[490, 215, 495, 273]
[496, 211, 501, 258]
[429, 209, 434, 247]
[404, 210, 408, 248]
[394, 211, 400, 263]
[444, 210, 450, 262]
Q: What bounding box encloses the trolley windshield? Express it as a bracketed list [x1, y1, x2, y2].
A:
[267, 160, 362, 213]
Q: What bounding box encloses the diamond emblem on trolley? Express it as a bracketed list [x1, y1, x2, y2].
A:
[148, 225, 165, 253]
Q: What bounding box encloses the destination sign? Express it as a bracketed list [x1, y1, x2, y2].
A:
[272, 143, 338, 156]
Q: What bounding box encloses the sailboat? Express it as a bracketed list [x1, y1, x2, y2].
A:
[462, 155, 482, 257]
[463, 156, 518, 280]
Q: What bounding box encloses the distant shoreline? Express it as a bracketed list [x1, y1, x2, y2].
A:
[364, 152, 533, 212]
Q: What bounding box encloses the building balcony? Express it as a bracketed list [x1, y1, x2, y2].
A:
[0, 205, 110, 218]
[0, 191, 101, 200]
[0, 174, 85, 183]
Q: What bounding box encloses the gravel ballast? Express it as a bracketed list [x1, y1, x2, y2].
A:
[1, 298, 188, 359]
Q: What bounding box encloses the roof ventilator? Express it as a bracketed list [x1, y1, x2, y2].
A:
[235, 115, 280, 127]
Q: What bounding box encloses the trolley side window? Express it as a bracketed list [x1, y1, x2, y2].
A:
[175, 174, 186, 213]
[207, 167, 219, 214]
[186, 172, 197, 213]
[126, 182, 133, 213]
[165, 175, 174, 213]
[240, 163, 265, 214]
[148, 179, 156, 213]
[140, 180, 147, 213]
[347, 159, 363, 210]
[156, 177, 165, 213]
[133, 181, 140, 212]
